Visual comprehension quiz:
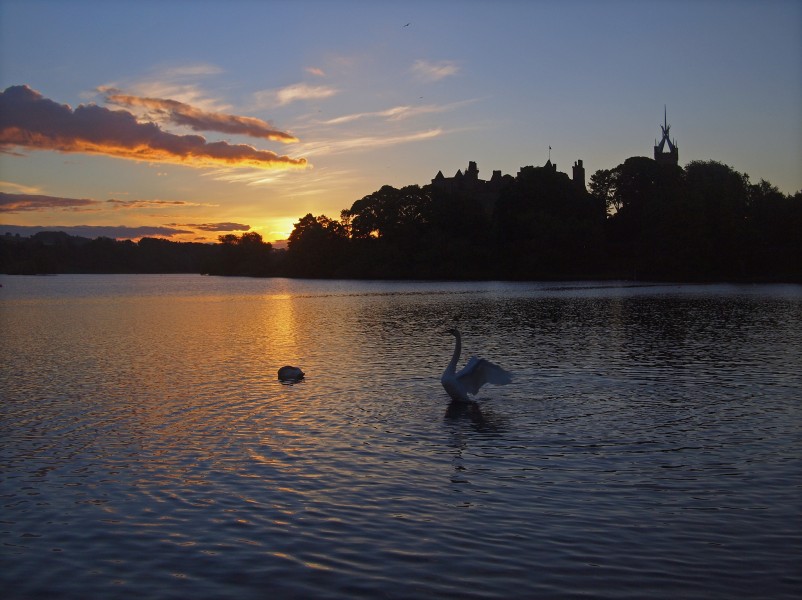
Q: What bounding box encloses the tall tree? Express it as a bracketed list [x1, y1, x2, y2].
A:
[287, 214, 348, 277]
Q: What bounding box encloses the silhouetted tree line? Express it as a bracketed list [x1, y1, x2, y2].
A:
[591, 158, 801, 280]
[0, 232, 220, 275]
[285, 158, 801, 281]
[2, 157, 800, 281]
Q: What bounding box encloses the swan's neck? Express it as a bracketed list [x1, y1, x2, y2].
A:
[447, 332, 462, 374]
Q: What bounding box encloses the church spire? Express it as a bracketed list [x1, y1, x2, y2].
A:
[654, 106, 678, 166]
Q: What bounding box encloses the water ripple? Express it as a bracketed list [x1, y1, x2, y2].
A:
[1, 277, 800, 599]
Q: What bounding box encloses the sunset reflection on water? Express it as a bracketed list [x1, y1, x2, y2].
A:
[1, 275, 801, 600]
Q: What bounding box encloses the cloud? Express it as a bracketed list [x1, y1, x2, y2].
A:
[103, 91, 299, 143]
[294, 128, 443, 157]
[261, 83, 338, 106]
[98, 63, 228, 112]
[0, 224, 192, 239]
[321, 99, 478, 125]
[305, 67, 326, 77]
[105, 198, 211, 209]
[203, 167, 293, 187]
[0, 180, 43, 195]
[322, 105, 417, 125]
[158, 63, 224, 79]
[0, 191, 213, 213]
[0, 192, 96, 212]
[175, 222, 250, 232]
[0, 85, 308, 170]
[411, 59, 459, 82]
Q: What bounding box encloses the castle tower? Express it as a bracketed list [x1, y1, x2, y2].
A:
[654, 106, 678, 166]
[466, 161, 479, 182]
[572, 159, 586, 190]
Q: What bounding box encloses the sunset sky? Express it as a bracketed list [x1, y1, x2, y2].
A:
[1, 0, 800, 244]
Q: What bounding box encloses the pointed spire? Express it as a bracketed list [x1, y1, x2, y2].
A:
[654, 105, 678, 165]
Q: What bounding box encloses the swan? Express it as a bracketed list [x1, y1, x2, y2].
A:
[441, 328, 512, 402]
[278, 365, 305, 382]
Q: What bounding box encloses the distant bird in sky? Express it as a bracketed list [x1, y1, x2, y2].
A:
[441, 328, 512, 402]
[278, 365, 305, 382]
[403, 22, 410, 27]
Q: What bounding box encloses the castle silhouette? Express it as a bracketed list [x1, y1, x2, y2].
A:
[430, 109, 678, 213]
[431, 157, 586, 214]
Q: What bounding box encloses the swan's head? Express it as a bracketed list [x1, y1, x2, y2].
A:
[444, 327, 460, 337]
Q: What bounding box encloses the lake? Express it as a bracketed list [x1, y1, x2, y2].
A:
[1, 275, 800, 599]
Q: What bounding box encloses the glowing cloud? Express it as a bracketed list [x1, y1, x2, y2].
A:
[0, 85, 308, 170]
[411, 59, 459, 82]
[103, 91, 299, 142]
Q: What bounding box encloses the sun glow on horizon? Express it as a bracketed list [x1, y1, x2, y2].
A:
[258, 217, 298, 245]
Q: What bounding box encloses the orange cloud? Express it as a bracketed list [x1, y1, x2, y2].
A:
[103, 91, 299, 143]
[0, 85, 307, 170]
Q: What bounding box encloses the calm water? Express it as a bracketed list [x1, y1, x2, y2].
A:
[1, 275, 801, 599]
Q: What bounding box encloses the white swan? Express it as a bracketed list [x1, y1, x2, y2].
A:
[441, 328, 512, 402]
[278, 365, 305, 382]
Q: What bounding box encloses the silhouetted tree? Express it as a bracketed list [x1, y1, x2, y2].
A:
[341, 182, 496, 278]
[424, 184, 494, 278]
[136, 237, 212, 273]
[745, 180, 802, 279]
[212, 231, 273, 276]
[599, 156, 684, 278]
[589, 168, 620, 216]
[495, 164, 604, 279]
[286, 214, 348, 277]
[681, 160, 749, 278]
[347, 185, 433, 239]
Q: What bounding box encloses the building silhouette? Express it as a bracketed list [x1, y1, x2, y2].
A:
[654, 106, 678, 166]
[432, 157, 586, 214]
[431, 161, 513, 214]
[430, 110, 673, 211]
[572, 159, 585, 190]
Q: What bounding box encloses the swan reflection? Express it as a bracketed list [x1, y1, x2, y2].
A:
[444, 399, 505, 435]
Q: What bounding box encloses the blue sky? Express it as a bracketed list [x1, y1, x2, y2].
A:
[1, 0, 800, 243]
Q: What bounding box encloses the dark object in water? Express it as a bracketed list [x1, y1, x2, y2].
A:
[278, 366, 305, 382]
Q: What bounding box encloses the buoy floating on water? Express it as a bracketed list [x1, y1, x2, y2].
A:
[278, 365, 305, 382]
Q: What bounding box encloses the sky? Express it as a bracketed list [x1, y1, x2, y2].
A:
[1, 0, 801, 244]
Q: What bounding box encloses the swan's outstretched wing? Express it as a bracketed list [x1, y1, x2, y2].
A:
[456, 356, 512, 396]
